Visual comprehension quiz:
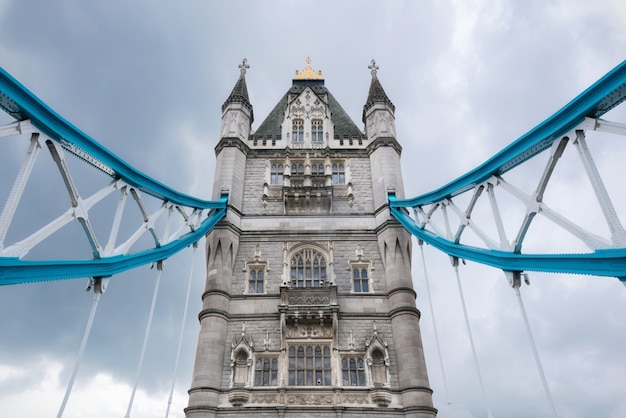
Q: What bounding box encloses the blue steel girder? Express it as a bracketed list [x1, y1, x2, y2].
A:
[0, 67, 228, 285]
[390, 60, 626, 281]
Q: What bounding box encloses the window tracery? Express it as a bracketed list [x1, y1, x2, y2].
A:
[292, 119, 304, 142]
[290, 248, 327, 288]
[288, 344, 332, 386]
[311, 119, 323, 142]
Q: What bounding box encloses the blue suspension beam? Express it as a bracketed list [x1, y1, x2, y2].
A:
[0, 67, 228, 285]
[390, 204, 626, 280]
[0, 201, 226, 285]
[390, 60, 626, 280]
[394, 60, 626, 207]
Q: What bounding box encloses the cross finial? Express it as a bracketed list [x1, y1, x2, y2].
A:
[368, 59, 379, 76]
[239, 58, 249, 76]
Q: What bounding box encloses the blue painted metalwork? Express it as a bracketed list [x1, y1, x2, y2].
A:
[0, 67, 221, 209]
[390, 60, 626, 280]
[0, 199, 225, 285]
[390, 203, 626, 280]
[395, 60, 626, 207]
[0, 67, 228, 285]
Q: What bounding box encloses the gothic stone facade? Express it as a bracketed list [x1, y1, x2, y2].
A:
[186, 60, 437, 418]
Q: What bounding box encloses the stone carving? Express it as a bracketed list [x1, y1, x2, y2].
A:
[341, 393, 370, 405]
[251, 393, 279, 404]
[286, 323, 332, 338]
[287, 295, 330, 305]
[228, 389, 251, 406]
[286, 393, 334, 405]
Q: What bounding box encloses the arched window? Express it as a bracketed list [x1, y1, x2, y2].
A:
[311, 163, 324, 176]
[311, 119, 323, 142]
[291, 163, 304, 175]
[270, 164, 283, 185]
[332, 163, 345, 184]
[292, 119, 304, 142]
[248, 266, 265, 294]
[353, 266, 369, 292]
[290, 248, 327, 288]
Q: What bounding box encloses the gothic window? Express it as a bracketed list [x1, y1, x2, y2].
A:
[233, 349, 250, 387]
[254, 356, 278, 386]
[270, 164, 283, 185]
[332, 163, 345, 184]
[352, 266, 369, 293]
[290, 248, 327, 288]
[288, 344, 332, 386]
[311, 163, 324, 176]
[291, 163, 304, 175]
[342, 356, 366, 386]
[370, 349, 387, 387]
[311, 119, 323, 142]
[248, 265, 265, 294]
[292, 119, 304, 142]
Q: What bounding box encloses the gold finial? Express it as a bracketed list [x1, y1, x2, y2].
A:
[295, 57, 323, 80]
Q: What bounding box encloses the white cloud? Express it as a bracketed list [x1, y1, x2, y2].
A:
[0, 359, 188, 418]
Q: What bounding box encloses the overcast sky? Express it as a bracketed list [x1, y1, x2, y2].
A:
[1, 1, 626, 417]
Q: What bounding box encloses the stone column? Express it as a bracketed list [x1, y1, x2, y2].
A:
[379, 226, 437, 417]
[186, 227, 239, 417]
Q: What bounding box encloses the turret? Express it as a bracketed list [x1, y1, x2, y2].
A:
[220, 58, 254, 141]
[365, 61, 405, 213]
[363, 59, 396, 140]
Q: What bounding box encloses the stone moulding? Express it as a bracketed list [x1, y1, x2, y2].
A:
[370, 388, 392, 407]
[228, 389, 251, 407]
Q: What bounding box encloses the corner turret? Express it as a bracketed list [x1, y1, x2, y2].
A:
[220, 58, 254, 141]
[363, 60, 396, 140]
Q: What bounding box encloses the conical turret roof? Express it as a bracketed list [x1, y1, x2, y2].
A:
[362, 60, 394, 123]
[222, 59, 254, 124]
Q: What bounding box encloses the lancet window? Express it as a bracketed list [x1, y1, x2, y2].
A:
[270, 163, 283, 185]
[352, 265, 369, 293]
[311, 119, 324, 142]
[311, 163, 324, 176]
[248, 265, 265, 294]
[332, 163, 345, 184]
[292, 119, 304, 142]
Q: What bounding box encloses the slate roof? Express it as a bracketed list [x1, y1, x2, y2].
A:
[362, 73, 395, 123]
[223, 72, 254, 124]
[251, 79, 364, 140]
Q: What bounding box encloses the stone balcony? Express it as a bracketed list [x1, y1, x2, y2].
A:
[279, 286, 339, 338]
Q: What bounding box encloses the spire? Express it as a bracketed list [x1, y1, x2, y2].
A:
[222, 58, 253, 124]
[362, 59, 394, 123]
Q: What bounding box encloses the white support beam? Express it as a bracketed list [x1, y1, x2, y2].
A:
[0, 133, 41, 248]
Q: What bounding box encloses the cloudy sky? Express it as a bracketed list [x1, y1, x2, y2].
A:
[1, 1, 626, 417]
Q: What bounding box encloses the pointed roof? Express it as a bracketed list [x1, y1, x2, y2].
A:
[252, 80, 363, 141]
[222, 59, 254, 124]
[362, 60, 394, 123]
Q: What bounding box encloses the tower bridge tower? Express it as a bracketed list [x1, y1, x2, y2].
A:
[186, 58, 436, 418]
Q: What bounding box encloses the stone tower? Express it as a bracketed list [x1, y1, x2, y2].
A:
[186, 58, 437, 418]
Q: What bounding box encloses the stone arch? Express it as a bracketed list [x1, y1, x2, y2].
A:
[283, 242, 333, 287]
